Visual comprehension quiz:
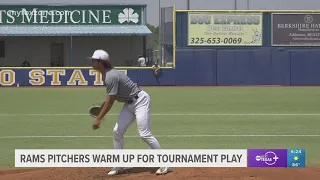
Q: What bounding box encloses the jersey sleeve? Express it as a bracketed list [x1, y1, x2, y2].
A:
[105, 74, 119, 96]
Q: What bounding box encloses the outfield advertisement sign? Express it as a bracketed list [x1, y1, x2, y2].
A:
[0, 5, 142, 25]
[188, 12, 263, 46]
[0, 69, 127, 86]
[272, 13, 320, 46]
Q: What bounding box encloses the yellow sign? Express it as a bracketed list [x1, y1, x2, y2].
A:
[188, 12, 263, 46]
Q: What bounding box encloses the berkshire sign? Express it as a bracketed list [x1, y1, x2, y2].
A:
[0, 5, 142, 25]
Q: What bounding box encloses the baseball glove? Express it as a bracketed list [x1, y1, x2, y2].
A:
[89, 102, 105, 118]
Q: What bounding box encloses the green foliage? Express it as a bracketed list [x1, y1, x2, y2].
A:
[146, 23, 159, 50]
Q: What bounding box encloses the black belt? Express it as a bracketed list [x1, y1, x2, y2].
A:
[127, 94, 139, 104]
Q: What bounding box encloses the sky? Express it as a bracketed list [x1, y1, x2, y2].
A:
[1, 0, 320, 26]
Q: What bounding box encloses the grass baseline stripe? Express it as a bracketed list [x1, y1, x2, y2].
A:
[1, 135, 320, 139]
[1, 113, 320, 116]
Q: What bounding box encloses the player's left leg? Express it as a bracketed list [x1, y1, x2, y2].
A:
[134, 90, 172, 175]
[134, 91, 161, 149]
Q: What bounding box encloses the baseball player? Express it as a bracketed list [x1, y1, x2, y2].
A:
[87, 49, 172, 176]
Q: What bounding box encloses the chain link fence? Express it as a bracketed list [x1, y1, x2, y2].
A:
[160, 6, 174, 67]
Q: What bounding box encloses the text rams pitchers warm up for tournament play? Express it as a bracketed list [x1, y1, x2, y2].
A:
[88, 49, 172, 176]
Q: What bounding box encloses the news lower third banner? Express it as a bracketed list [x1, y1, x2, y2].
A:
[188, 12, 263, 46]
[15, 149, 305, 168]
[272, 13, 320, 46]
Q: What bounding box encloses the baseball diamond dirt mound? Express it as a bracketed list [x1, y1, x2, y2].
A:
[1, 167, 320, 180]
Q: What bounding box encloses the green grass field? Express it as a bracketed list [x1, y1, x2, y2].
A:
[0, 87, 320, 169]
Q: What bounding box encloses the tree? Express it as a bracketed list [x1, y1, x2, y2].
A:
[146, 23, 159, 51]
[146, 24, 160, 64]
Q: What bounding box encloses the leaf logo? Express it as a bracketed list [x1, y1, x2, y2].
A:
[118, 8, 139, 24]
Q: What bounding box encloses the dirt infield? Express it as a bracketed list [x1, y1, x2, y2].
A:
[1, 167, 320, 180]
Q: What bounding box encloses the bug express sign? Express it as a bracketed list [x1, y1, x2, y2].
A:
[188, 12, 263, 46]
[272, 13, 320, 46]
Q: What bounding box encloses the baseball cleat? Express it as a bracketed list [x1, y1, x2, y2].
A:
[156, 167, 172, 175]
[107, 167, 125, 176]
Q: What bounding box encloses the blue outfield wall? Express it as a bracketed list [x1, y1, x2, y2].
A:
[290, 50, 320, 86]
[157, 48, 318, 86]
[1, 49, 320, 86]
[215, 49, 291, 86]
